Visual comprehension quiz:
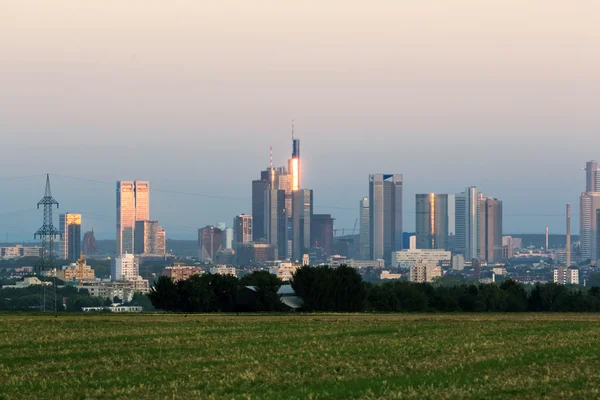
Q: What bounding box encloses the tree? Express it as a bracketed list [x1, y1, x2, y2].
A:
[239, 271, 284, 311]
[148, 276, 180, 311]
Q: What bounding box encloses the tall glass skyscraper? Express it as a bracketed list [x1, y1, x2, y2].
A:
[454, 187, 480, 259]
[116, 180, 149, 256]
[59, 213, 81, 261]
[415, 194, 448, 250]
[292, 189, 313, 260]
[369, 174, 403, 263]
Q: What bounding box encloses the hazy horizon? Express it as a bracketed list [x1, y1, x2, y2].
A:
[2, 1, 599, 240]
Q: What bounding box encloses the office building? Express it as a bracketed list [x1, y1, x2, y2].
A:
[116, 180, 150, 256]
[112, 254, 139, 281]
[134, 220, 166, 255]
[292, 189, 313, 260]
[580, 192, 600, 263]
[266, 189, 287, 259]
[454, 187, 480, 259]
[479, 197, 503, 264]
[392, 248, 452, 268]
[59, 213, 81, 261]
[198, 226, 224, 262]
[289, 136, 301, 192]
[223, 228, 233, 250]
[311, 214, 334, 257]
[369, 174, 403, 263]
[502, 236, 515, 259]
[83, 230, 97, 255]
[585, 160, 600, 192]
[409, 262, 442, 283]
[252, 179, 269, 242]
[415, 194, 448, 250]
[359, 198, 370, 260]
[269, 262, 301, 282]
[233, 214, 253, 244]
[452, 254, 465, 270]
[236, 242, 276, 266]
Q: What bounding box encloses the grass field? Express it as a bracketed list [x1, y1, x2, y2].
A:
[1, 314, 600, 399]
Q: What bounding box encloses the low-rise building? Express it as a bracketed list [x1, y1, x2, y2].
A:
[82, 305, 143, 313]
[162, 265, 203, 281]
[269, 262, 300, 281]
[55, 258, 96, 281]
[210, 265, 237, 276]
[2, 276, 51, 288]
[78, 278, 150, 302]
[330, 258, 385, 269]
[380, 270, 402, 280]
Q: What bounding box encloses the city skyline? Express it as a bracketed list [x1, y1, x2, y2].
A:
[2, 1, 599, 240]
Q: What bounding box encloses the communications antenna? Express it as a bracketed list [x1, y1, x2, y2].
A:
[34, 174, 61, 312]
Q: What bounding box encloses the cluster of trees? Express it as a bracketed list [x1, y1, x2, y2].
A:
[149, 265, 600, 313]
[0, 282, 108, 311]
[148, 271, 285, 312]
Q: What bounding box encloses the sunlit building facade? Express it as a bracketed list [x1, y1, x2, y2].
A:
[59, 213, 81, 261]
[369, 174, 403, 263]
[116, 181, 150, 256]
[415, 194, 448, 250]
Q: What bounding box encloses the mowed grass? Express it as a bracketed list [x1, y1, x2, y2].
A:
[1, 314, 600, 399]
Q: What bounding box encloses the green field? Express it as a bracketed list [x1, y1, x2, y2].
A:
[1, 314, 600, 399]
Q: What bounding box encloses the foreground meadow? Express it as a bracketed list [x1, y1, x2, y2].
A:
[1, 314, 600, 399]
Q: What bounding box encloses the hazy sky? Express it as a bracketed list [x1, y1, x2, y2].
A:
[1, 1, 599, 240]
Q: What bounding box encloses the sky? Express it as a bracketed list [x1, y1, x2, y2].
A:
[1, 1, 599, 240]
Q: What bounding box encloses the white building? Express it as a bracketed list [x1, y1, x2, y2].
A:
[451, 254, 465, 270]
[409, 262, 442, 283]
[330, 258, 385, 269]
[554, 268, 579, 285]
[2, 277, 51, 288]
[78, 278, 149, 302]
[392, 249, 451, 269]
[112, 254, 139, 281]
[210, 265, 237, 276]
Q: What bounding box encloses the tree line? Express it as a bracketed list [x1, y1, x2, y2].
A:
[149, 265, 600, 313]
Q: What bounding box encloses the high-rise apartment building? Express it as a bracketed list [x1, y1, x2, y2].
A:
[292, 189, 313, 260]
[479, 197, 503, 264]
[415, 194, 448, 250]
[233, 214, 253, 244]
[359, 198, 370, 260]
[369, 174, 403, 263]
[112, 253, 139, 281]
[59, 213, 81, 261]
[198, 226, 224, 262]
[116, 181, 150, 256]
[134, 220, 166, 255]
[454, 187, 480, 259]
[311, 214, 334, 257]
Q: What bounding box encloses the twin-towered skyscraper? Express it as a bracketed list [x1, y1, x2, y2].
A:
[580, 161, 600, 263]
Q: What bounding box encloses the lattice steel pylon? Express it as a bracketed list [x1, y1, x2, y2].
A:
[34, 174, 61, 312]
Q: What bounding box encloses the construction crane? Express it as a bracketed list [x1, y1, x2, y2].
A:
[334, 219, 359, 237]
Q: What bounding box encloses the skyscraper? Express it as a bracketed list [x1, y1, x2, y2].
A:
[198, 226, 223, 262]
[233, 214, 253, 244]
[289, 137, 301, 192]
[311, 214, 334, 257]
[369, 174, 403, 263]
[59, 213, 81, 261]
[252, 179, 269, 242]
[359, 198, 370, 260]
[415, 194, 449, 250]
[580, 192, 600, 263]
[292, 189, 313, 260]
[454, 187, 480, 259]
[585, 160, 600, 192]
[267, 189, 287, 260]
[134, 220, 166, 255]
[116, 181, 150, 256]
[479, 197, 503, 263]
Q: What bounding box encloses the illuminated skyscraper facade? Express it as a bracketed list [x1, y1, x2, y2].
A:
[116, 180, 150, 256]
[59, 213, 81, 261]
[233, 214, 253, 244]
[415, 194, 448, 250]
[369, 174, 403, 263]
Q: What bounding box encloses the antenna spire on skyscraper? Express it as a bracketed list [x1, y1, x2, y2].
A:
[292, 119, 295, 140]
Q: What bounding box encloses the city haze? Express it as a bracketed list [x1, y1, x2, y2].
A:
[1, 1, 599, 239]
